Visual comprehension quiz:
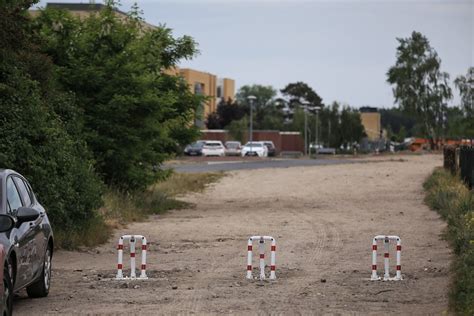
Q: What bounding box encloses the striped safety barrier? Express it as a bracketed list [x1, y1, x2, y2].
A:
[371, 235, 402, 281]
[116, 235, 148, 280]
[246, 236, 276, 280]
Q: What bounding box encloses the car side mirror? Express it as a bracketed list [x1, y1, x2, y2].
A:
[16, 207, 40, 224]
[0, 214, 15, 232]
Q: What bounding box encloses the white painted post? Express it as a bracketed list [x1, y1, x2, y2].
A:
[116, 237, 124, 279]
[270, 238, 276, 280]
[130, 236, 136, 278]
[371, 237, 379, 280]
[140, 236, 148, 279]
[396, 237, 402, 280]
[259, 237, 266, 280]
[383, 236, 390, 280]
[246, 238, 253, 279]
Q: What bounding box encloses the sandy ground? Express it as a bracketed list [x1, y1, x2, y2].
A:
[14, 154, 451, 315]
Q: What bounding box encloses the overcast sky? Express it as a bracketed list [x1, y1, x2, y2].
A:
[35, 0, 473, 108]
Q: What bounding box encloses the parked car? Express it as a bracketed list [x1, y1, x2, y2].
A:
[0, 169, 54, 314]
[0, 218, 15, 316]
[241, 142, 268, 157]
[184, 141, 205, 156]
[263, 141, 276, 157]
[224, 141, 242, 156]
[201, 141, 225, 157]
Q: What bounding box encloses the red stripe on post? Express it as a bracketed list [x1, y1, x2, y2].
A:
[372, 265, 377, 270]
[271, 265, 276, 271]
[372, 245, 377, 250]
[130, 253, 136, 258]
[384, 253, 389, 258]
[117, 264, 123, 269]
[141, 264, 146, 270]
[247, 265, 252, 271]
[397, 245, 401, 251]
[396, 265, 401, 270]
[142, 245, 147, 250]
[271, 245, 276, 251]
[260, 254, 265, 259]
[248, 245, 252, 251]
[117, 244, 123, 250]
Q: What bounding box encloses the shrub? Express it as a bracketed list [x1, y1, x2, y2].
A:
[424, 168, 474, 314]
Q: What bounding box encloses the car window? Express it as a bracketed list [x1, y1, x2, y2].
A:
[6, 177, 23, 213]
[13, 177, 32, 206]
[245, 143, 262, 147]
[205, 142, 222, 147]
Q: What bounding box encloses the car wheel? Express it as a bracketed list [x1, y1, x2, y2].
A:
[26, 245, 52, 298]
[2, 264, 13, 316]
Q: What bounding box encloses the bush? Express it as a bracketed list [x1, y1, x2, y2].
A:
[424, 168, 474, 314]
[0, 1, 104, 248]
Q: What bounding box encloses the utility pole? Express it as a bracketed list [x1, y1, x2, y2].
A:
[314, 106, 321, 157]
[247, 95, 256, 154]
[302, 101, 310, 156]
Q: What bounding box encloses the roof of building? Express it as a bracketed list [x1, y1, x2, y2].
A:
[359, 106, 379, 113]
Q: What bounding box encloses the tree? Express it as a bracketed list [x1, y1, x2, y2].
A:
[0, 0, 103, 240]
[235, 84, 277, 108]
[387, 31, 452, 145]
[33, 2, 203, 191]
[454, 67, 473, 116]
[206, 98, 246, 129]
[281, 82, 324, 109]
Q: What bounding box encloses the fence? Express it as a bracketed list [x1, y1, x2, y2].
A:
[459, 146, 474, 189]
[444, 145, 474, 189]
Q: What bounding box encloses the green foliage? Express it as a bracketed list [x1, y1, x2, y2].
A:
[227, 117, 249, 144]
[33, 3, 202, 191]
[424, 168, 474, 314]
[387, 31, 452, 140]
[235, 84, 277, 108]
[281, 81, 323, 109]
[454, 67, 474, 116]
[0, 0, 103, 241]
[206, 98, 246, 129]
[380, 108, 416, 140]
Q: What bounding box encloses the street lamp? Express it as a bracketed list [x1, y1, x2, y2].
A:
[314, 106, 321, 158]
[247, 95, 256, 154]
[301, 100, 310, 156]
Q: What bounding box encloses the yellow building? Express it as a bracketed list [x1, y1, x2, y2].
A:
[359, 107, 381, 140]
[30, 2, 236, 127]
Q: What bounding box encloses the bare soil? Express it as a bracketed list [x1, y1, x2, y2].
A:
[15, 154, 451, 315]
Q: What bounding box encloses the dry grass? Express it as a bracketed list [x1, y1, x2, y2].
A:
[424, 168, 474, 315]
[56, 172, 224, 249]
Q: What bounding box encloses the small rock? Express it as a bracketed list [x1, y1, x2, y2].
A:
[89, 285, 96, 289]
[133, 285, 140, 289]
[320, 278, 327, 283]
[172, 285, 178, 290]
[120, 283, 129, 289]
[188, 287, 194, 290]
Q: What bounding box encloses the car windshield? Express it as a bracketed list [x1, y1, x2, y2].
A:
[244, 142, 263, 147]
[226, 142, 240, 148]
[264, 142, 274, 147]
[205, 142, 222, 147]
[190, 142, 203, 148]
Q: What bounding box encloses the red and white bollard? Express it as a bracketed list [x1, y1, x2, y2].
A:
[246, 236, 276, 280]
[371, 235, 402, 281]
[116, 235, 148, 280]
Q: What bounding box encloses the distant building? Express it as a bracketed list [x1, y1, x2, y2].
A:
[359, 107, 381, 140]
[30, 2, 235, 128]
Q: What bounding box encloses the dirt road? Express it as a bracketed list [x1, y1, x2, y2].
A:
[15, 154, 451, 315]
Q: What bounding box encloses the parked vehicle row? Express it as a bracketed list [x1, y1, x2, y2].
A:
[0, 169, 54, 315]
[183, 140, 277, 157]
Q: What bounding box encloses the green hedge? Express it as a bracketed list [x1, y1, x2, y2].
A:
[424, 168, 474, 314]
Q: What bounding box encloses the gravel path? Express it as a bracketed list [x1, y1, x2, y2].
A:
[14, 154, 451, 315]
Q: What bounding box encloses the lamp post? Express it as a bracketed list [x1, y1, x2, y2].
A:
[301, 101, 310, 156]
[314, 106, 321, 158]
[247, 95, 256, 154]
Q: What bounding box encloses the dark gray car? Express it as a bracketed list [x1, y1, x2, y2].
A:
[0, 169, 54, 311]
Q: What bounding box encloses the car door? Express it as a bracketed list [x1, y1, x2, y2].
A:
[13, 177, 45, 280]
[5, 177, 36, 289]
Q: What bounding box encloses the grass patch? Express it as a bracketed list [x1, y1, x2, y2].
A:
[55, 172, 224, 249]
[424, 168, 474, 315]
